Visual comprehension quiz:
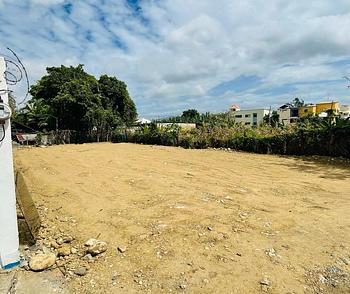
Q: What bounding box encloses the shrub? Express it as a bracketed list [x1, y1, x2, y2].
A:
[113, 118, 350, 158]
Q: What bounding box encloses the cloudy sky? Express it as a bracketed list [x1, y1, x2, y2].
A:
[1, 0, 350, 118]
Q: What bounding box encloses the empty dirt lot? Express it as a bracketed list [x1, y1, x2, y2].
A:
[14, 143, 350, 293]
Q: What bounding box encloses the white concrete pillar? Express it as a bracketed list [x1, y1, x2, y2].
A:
[0, 57, 20, 269]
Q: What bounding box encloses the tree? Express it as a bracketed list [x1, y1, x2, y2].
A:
[30, 65, 96, 104]
[291, 97, 305, 107]
[98, 75, 137, 125]
[28, 65, 137, 134]
[52, 79, 101, 131]
[181, 109, 200, 123]
[263, 110, 280, 127]
[16, 99, 51, 130]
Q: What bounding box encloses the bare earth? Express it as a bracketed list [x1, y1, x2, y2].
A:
[14, 143, 350, 293]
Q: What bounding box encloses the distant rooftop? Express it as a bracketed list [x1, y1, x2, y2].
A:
[317, 101, 339, 104]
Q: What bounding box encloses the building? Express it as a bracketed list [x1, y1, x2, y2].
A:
[136, 118, 151, 124]
[277, 103, 299, 125]
[299, 104, 316, 118]
[315, 101, 340, 116]
[299, 101, 340, 118]
[231, 109, 270, 126]
[340, 105, 350, 119]
[230, 104, 240, 112]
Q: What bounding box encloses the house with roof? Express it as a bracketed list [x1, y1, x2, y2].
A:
[230, 104, 240, 112]
[230, 108, 270, 126]
[316, 101, 340, 117]
[299, 101, 340, 118]
[277, 103, 299, 125]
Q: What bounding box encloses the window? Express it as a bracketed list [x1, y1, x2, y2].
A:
[245, 114, 251, 118]
[304, 109, 308, 113]
[235, 114, 242, 118]
[291, 109, 298, 117]
[253, 122, 257, 126]
[253, 113, 257, 118]
[245, 122, 251, 125]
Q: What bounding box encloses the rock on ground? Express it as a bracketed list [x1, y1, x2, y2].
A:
[84, 239, 107, 256]
[57, 244, 71, 257]
[29, 253, 56, 271]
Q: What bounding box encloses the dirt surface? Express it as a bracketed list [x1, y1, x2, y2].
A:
[0, 269, 67, 294]
[13, 143, 350, 293]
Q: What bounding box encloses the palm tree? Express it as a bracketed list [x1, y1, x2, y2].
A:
[20, 99, 51, 130]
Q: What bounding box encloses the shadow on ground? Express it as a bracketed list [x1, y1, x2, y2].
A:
[276, 155, 350, 180]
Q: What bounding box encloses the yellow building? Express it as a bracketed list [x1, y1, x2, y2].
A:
[315, 101, 340, 115]
[299, 101, 340, 118]
[299, 105, 316, 118]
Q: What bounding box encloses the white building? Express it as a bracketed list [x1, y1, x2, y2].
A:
[277, 103, 299, 125]
[231, 109, 270, 126]
[136, 117, 151, 124]
[340, 105, 350, 119]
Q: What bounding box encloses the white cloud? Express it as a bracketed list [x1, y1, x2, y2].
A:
[31, 0, 65, 5]
[0, 0, 350, 117]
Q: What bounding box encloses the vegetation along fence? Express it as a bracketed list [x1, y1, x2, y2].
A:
[112, 118, 350, 158]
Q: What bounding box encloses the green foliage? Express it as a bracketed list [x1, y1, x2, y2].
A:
[113, 118, 350, 158]
[291, 97, 305, 107]
[98, 75, 137, 125]
[263, 110, 280, 127]
[23, 65, 137, 134]
[156, 111, 236, 126]
[16, 99, 51, 130]
[181, 109, 200, 123]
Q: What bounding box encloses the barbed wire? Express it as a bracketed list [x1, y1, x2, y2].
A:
[0, 47, 30, 106]
[4, 59, 23, 84]
[343, 76, 350, 89]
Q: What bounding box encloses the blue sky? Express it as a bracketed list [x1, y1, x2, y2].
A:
[1, 0, 350, 118]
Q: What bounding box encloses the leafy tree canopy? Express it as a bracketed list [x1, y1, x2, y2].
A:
[291, 97, 305, 107]
[25, 65, 137, 132]
[181, 109, 200, 123]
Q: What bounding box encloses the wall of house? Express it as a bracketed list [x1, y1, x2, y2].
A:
[231, 109, 269, 126]
[316, 102, 340, 114]
[277, 108, 291, 125]
[299, 105, 316, 118]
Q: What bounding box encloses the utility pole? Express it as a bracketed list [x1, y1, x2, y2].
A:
[0, 57, 20, 269]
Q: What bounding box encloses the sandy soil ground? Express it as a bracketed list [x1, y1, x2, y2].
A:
[14, 143, 350, 293]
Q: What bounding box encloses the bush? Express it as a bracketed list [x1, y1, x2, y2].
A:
[113, 118, 350, 158]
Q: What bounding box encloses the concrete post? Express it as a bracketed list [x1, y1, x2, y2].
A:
[0, 57, 20, 269]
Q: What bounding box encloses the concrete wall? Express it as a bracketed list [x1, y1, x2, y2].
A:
[157, 123, 196, 130]
[277, 108, 291, 125]
[0, 57, 20, 269]
[277, 108, 299, 125]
